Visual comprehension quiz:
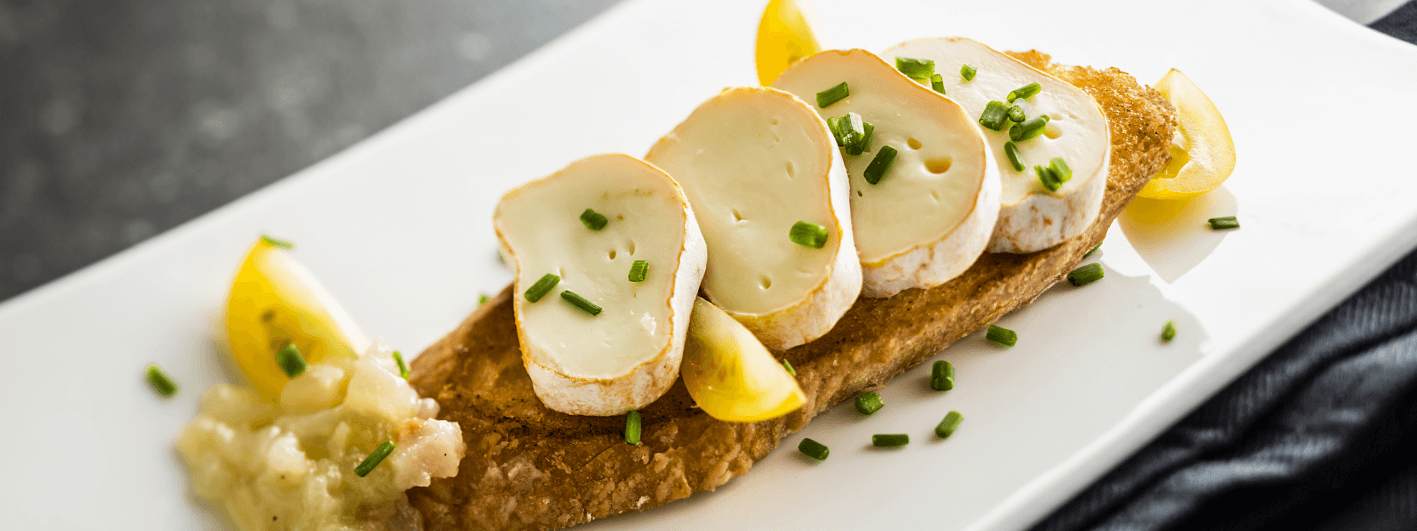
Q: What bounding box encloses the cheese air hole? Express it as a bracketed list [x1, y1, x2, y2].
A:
[925, 157, 953, 174]
[731, 209, 745, 222]
[608, 249, 617, 260]
[628, 240, 636, 255]
[1044, 123, 1062, 139]
[930, 191, 940, 203]
[907, 138, 923, 150]
[760, 276, 773, 290]
[785, 161, 795, 179]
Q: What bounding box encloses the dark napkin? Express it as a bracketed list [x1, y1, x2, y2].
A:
[1032, 5, 1417, 530]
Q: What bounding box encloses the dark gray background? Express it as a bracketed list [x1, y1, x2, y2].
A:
[0, 0, 621, 302]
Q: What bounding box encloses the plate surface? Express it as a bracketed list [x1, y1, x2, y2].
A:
[3, 0, 1416, 529]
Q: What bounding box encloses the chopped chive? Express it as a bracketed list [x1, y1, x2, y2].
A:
[961, 63, 977, 81]
[986, 325, 1017, 347]
[816, 82, 850, 108]
[560, 290, 602, 316]
[524, 273, 561, 302]
[1162, 320, 1177, 342]
[1010, 115, 1050, 142]
[580, 209, 608, 231]
[863, 145, 898, 185]
[145, 364, 178, 397]
[798, 438, 829, 460]
[628, 260, 649, 282]
[261, 235, 294, 249]
[872, 434, 910, 447]
[789, 221, 829, 249]
[625, 411, 641, 445]
[478, 293, 490, 305]
[276, 344, 307, 378]
[1208, 216, 1240, 230]
[1084, 241, 1103, 258]
[844, 121, 874, 156]
[392, 351, 409, 379]
[783, 358, 797, 376]
[1067, 262, 1105, 286]
[354, 441, 395, 477]
[1004, 141, 1025, 172]
[1036, 165, 1063, 192]
[855, 391, 885, 415]
[930, 73, 946, 94]
[1008, 105, 1026, 123]
[1007, 82, 1042, 102]
[1050, 157, 1072, 182]
[979, 101, 1011, 131]
[829, 112, 866, 150]
[935, 411, 964, 439]
[895, 56, 935, 81]
[930, 360, 955, 391]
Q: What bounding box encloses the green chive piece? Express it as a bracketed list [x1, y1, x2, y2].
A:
[1007, 82, 1042, 102]
[1008, 105, 1026, 123]
[1085, 242, 1103, 258]
[930, 360, 955, 391]
[789, 221, 829, 249]
[1010, 115, 1050, 142]
[863, 145, 898, 185]
[816, 82, 850, 108]
[478, 293, 490, 305]
[354, 441, 395, 477]
[935, 411, 964, 439]
[855, 391, 885, 415]
[783, 359, 797, 376]
[145, 364, 178, 397]
[1004, 141, 1025, 172]
[561, 290, 602, 316]
[986, 325, 1017, 347]
[798, 437, 829, 460]
[1036, 165, 1063, 192]
[1162, 320, 1178, 342]
[580, 208, 608, 231]
[524, 273, 561, 302]
[1050, 157, 1072, 182]
[961, 63, 977, 81]
[872, 434, 910, 447]
[1208, 216, 1240, 230]
[829, 112, 866, 149]
[1067, 262, 1105, 286]
[392, 351, 409, 379]
[930, 73, 946, 94]
[979, 101, 1011, 131]
[844, 121, 874, 156]
[261, 235, 294, 249]
[628, 260, 649, 282]
[276, 344, 307, 378]
[625, 411, 642, 445]
[895, 56, 935, 81]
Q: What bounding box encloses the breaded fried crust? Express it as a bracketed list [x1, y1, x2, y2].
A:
[407, 53, 1177, 531]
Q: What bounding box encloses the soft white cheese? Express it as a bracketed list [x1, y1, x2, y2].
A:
[646, 87, 860, 350]
[881, 38, 1111, 253]
[494, 154, 707, 415]
[773, 49, 1000, 298]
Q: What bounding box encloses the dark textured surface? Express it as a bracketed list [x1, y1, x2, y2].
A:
[0, 0, 621, 302]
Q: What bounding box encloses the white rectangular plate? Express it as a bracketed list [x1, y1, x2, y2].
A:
[3, 0, 1416, 529]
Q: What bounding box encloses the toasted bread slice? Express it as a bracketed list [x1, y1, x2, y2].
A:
[407, 52, 1177, 531]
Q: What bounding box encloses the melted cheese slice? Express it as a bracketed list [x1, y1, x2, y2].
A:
[773, 49, 1000, 298]
[494, 154, 706, 416]
[882, 38, 1111, 253]
[646, 87, 860, 350]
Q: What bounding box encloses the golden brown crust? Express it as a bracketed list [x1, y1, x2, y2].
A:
[407, 53, 1177, 531]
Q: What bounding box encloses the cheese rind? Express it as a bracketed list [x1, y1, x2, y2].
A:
[881, 38, 1111, 253]
[646, 87, 860, 350]
[493, 154, 707, 416]
[772, 49, 1000, 298]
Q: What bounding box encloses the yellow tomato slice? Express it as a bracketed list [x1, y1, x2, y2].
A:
[226, 237, 368, 399]
[755, 0, 821, 86]
[681, 298, 806, 422]
[1137, 69, 1237, 200]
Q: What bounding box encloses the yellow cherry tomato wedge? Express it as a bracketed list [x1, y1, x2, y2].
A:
[226, 237, 368, 399]
[1137, 69, 1237, 200]
[681, 298, 806, 422]
[755, 0, 822, 86]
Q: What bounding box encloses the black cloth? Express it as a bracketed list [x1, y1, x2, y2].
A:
[1033, 6, 1417, 530]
